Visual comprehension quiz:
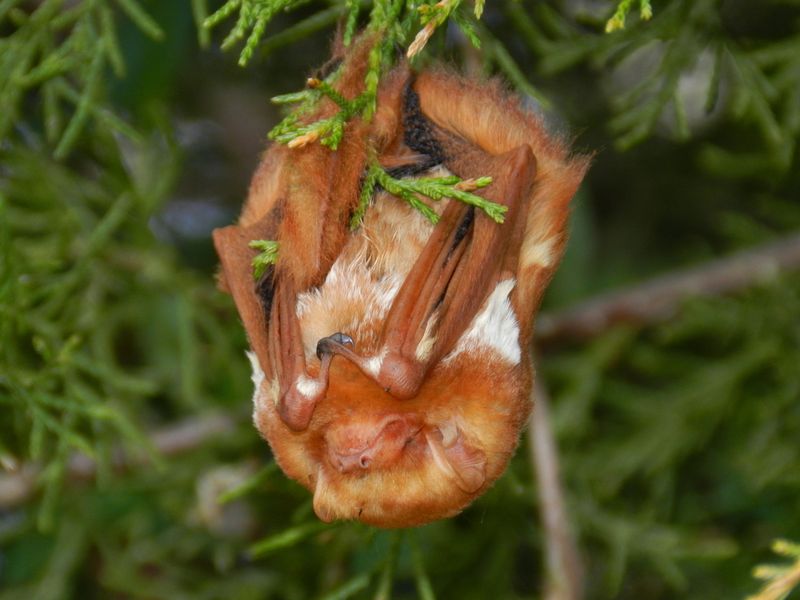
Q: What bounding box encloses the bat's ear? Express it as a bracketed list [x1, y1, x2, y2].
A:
[426, 426, 487, 494]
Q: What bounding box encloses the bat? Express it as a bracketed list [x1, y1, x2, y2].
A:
[213, 39, 589, 528]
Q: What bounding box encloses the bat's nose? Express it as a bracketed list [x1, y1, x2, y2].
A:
[331, 448, 372, 473]
[325, 415, 423, 474]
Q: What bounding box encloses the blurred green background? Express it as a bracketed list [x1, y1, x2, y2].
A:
[1, 0, 799, 598]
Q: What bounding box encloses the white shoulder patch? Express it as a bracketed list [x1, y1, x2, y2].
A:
[295, 375, 323, 399]
[364, 347, 387, 377]
[443, 279, 521, 365]
[520, 236, 556, 270]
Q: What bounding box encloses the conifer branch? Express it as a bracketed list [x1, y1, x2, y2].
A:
[349, 161, 500, 229]
[408, 0, 462, 58]
[747, 540, 800, 600]
[209, 0, 490, 152]
[0, 413, 236, 509]
[605, 0, 653, 33]
[249, 239, 279, 279]
[0, 0, 162, 156]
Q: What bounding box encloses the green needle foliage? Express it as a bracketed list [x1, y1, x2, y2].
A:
[507, 0, 800, 173]
[0, 0, 162, 158]
[0, 129, 255, 530]
[748, 540, 800, 600]
[1, 1, 800, 599]
[350, 162, 498, 229]
[249, 239, 279, 280]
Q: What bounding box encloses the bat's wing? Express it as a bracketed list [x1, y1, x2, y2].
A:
[214, 208, 324, 432]
[213, 217, 277, 381]
[322, 142, 537, 398]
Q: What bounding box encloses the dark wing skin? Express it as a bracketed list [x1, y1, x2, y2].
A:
[213, 217, 277, 382]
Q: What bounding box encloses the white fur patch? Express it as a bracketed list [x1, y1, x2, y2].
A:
[294, 253, 404, 360]
[295, 375, 323, 399]
[520, 236, 556, 269]
[293, 184, 448, 363]
[247, 350, 278, 416]
[364, 347, 387, 377]
[443, 279, 521, 365]
[415, 312, 438, 362]
[246, 351, 264, 389]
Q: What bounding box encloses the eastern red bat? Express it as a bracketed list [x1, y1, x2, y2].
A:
[213, 39, 589, 528]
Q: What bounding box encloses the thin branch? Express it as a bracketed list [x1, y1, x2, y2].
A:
[0, 412, 236, 509]
[528, 375, 583, 600]
[536, 234, 800, 345]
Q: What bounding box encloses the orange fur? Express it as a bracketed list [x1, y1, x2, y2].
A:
[213, 44, 589, 527]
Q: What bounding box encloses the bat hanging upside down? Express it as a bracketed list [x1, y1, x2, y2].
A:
[213, 39, 589, 528]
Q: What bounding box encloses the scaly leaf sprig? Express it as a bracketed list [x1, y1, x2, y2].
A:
[747, 539, 800, 600]
[267, 76, 366, 149]
[605, 0, 653, 33]
[249, 240, 280, 279]
[350, 161, 501, 229]
[203, 0, 310, 67]
[407, 0, 463, 58]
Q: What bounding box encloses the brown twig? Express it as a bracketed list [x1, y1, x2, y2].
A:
[0, 412, 236, 509]
[529, 374, 583, 600]
[536, 234, 800, 345]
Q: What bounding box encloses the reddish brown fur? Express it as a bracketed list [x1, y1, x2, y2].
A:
[213, 43, 588, 527]
[413, 71, 591, 342]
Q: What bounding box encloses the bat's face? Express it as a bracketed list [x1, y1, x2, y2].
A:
[251, 349, 528, 527]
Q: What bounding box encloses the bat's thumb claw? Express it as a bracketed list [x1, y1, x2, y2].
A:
[316, 332, 354, 359]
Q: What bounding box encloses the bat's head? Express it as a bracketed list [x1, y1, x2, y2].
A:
[250, 354, 529, 528]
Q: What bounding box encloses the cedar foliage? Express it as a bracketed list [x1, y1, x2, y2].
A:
[1, 0, 799, 598]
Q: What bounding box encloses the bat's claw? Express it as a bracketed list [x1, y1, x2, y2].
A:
[316, 332, 354, 359]
[332, 332, 354, 347]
